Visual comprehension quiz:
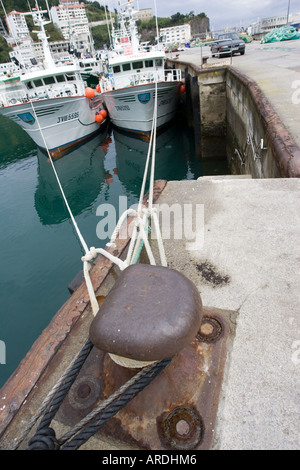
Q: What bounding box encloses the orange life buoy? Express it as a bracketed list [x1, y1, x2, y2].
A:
[85, 87, 95, 99]
[95, 113, 103, 123]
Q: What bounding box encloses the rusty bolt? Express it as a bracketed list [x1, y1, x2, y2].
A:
[197, 317, 223, 343]
[160, 406, 203, 450]
[68, 376, 101, 410]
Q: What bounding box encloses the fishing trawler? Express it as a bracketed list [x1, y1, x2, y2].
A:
[99, 0, 184, 137]
[0, 6, 107, 159]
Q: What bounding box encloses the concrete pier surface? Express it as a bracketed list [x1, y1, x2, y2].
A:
[153, 176, 300, 450]
[164, 43, 300, 448]
[168, 39, 300, 150]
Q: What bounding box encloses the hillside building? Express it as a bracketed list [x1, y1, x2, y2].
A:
[50, 2, 90, 43]
[5, 10, 31, 43]
[159, 24, 191, 46]
[134, 8, 153, 22]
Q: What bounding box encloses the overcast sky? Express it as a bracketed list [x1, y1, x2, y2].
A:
[109, 0, 298, 31]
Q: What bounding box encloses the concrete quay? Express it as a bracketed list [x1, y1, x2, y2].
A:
[153, 176, 300, 450]
[164, 41, 300, 449]
[168, 39, 300, 151]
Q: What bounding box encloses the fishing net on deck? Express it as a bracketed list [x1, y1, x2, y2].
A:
[261, 25, 300, 43]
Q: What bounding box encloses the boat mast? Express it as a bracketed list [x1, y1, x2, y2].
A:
[153, 0, 159, 42]
[30, 1, 55, 69]
[126, 0, 139, 53]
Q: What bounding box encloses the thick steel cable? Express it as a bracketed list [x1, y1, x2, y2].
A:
[61, 356, 172, 450]
[27, 339, 93, 450]
[27, 355, 172, 450]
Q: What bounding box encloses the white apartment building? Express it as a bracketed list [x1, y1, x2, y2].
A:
[248, 12, 300, 37]
[261, 14, 289, 32]
[159, 24, 191, 46]
[50, 3, 90, 43]
[5, 10, 31, 42]
[60, 0, 80, 4]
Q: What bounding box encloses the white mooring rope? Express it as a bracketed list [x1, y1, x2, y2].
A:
[29, 81, 167, 368]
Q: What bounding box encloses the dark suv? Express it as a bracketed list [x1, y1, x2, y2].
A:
[210, 32, 245, 57]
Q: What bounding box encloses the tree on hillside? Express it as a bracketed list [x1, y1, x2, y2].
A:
[91, 24, 109, 49]
[170, 12, 185, 25]
[0, 35, 11, 62]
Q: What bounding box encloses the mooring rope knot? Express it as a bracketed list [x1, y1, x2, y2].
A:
[81, 246, 98, 263]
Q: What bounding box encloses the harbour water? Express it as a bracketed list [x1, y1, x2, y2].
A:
[0, 115, 228, 388]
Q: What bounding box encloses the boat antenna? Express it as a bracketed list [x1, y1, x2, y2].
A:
[30, 0, 55, 69]
[45, 0, 51, 21]
[104, 3, 112, 47]
[0, 0, 7, 17]
[286, 0, 291, 25]
[108, 0, 114, 31]
[153, 0, 159, 43]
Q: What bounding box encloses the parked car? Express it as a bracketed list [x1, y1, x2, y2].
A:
[210, 32, 245, 57]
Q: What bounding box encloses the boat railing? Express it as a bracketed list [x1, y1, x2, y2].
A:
[28, 82, 80, 99]
[99, 65, 182, 93]
[130, 69, 182, 85]
[0, 81, 81, 107]
[138, 44, 165, 54]
[101, 68, 182, 91]
[164, 68, 182, 82]
[0, 89, 27, 107]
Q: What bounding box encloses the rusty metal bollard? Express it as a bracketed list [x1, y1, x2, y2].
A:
[59, 264, 229, 450]
[89, 264, 203, 365]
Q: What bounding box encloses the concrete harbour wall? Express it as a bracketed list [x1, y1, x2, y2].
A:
[226, 68, 281, 178]
[169, 60, 300, 178]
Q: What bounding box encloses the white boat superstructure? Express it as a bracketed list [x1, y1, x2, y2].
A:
[99, 0, 183, 137]
[0, 6, 106, 158]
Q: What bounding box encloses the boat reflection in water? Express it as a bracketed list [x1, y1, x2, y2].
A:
[113, 122, 202, 197]
[34, 120, 202, 227]
[34, 130, 110, 225]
